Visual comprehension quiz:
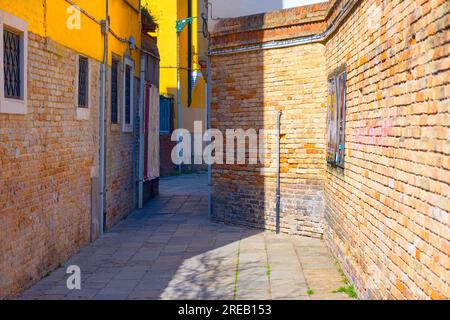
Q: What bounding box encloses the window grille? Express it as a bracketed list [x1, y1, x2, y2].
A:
[125, 65, 131, 124]
[160, 96, 173, 133]
[3, 30, 21, 99]
[111, 59, 119, 123]
[78, 57, 89, 108]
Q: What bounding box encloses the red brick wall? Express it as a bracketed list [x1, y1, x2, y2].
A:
[324, 0, 449, 300]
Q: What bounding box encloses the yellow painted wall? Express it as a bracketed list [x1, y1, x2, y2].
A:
[144, 0, 207, 132]
[145, 0, 178, 101]
[0, 0, 141, 73]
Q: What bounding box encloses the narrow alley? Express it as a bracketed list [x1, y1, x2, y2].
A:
[19, 174, 351, 300]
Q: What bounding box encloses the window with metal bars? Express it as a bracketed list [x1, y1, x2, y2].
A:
[160, 96, 173, 134]
[124, 65, 131, 124]
[3, 29, 21, 99]
[327, 67, 347, 168]
[111, 59, 119, 123]
[78, 56, 89, 108]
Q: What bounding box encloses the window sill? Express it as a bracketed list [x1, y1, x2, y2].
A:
[0, 98, 27, 115]
[76, 107, 90, 120]
[110, 123, 120, 132]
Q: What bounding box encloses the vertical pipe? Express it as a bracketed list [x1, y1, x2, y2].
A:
[205, 2, 212, 220]
[99, 63, 105, 235]
[276, 111, 281, 234]
[99, 0, 109, 235]
[207, 54, 212, 219]
[177, 31, 182, 174]
[138, 54, 146, 209]
[187, 0, 192, 107]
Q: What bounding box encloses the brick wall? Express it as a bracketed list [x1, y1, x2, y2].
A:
[211, 44, 327, 237]
[210, 0, 449, 299]
[0, 31, 139, 298]
[0, 33, 99, 298]
[323, 0, 449, 300]
[160, 133, 176, 176]
[104, 66, 137, 229]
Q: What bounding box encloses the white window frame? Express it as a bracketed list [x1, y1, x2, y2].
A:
[122, 56, 134, 133]
[0, 10, 28, 115]
[75, 55, 91, 120]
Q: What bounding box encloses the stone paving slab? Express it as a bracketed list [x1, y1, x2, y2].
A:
[18, 173, 354, 300]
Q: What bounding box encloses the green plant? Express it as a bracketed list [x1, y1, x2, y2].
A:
[333, 285, 358, 299]
[233, 247, 240, 299]
[337, 266, 350, 284]
[307, 288, 314, 296]
[332, 262, 358, 299]
[266, 263, 271, 277]
[141, 5, 158, 30]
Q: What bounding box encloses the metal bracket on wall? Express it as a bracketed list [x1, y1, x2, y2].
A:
[176, 17, 194, 33]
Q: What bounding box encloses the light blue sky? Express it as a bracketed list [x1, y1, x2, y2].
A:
[208, 0, 328, 31]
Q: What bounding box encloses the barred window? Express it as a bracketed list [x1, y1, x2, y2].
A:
[122, 57, 134, 132]
[0, 11, 28, 115]
[111, 59, 119, 123]
[125, 65, 131, 124]
[327, 68, 347, 168]
[160, 96, 173, 134]
[3, 29, 21, 99]
[78, 56, 89, 108]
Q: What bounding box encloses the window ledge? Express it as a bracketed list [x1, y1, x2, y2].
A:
[0, 10, 28, 115]
[76, 107, 90, 120]
[0, 98, 27, 115]
[110, 123, 121, 132]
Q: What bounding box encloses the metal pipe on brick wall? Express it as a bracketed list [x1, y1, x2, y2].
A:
[205, 2, 213, 220]
[206, 54, 212, 219]
[276, 111, 282, 234]
[138, 54, 146, 209]
[176, 31, 182, 174]
[99, 0, 109, 235]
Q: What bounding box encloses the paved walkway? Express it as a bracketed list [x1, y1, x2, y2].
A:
[19, 173, 351, 300]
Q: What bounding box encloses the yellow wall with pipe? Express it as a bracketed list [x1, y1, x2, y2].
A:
[0, 0, 141, 73]
[143, 0, 207, 132]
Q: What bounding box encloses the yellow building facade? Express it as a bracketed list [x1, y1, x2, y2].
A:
[0, 0, 141, 70]
[144, 0, 207, 133]
[0, 0, 153, 298]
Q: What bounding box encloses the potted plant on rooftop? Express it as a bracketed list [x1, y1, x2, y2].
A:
[141, 5, 158, 33]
